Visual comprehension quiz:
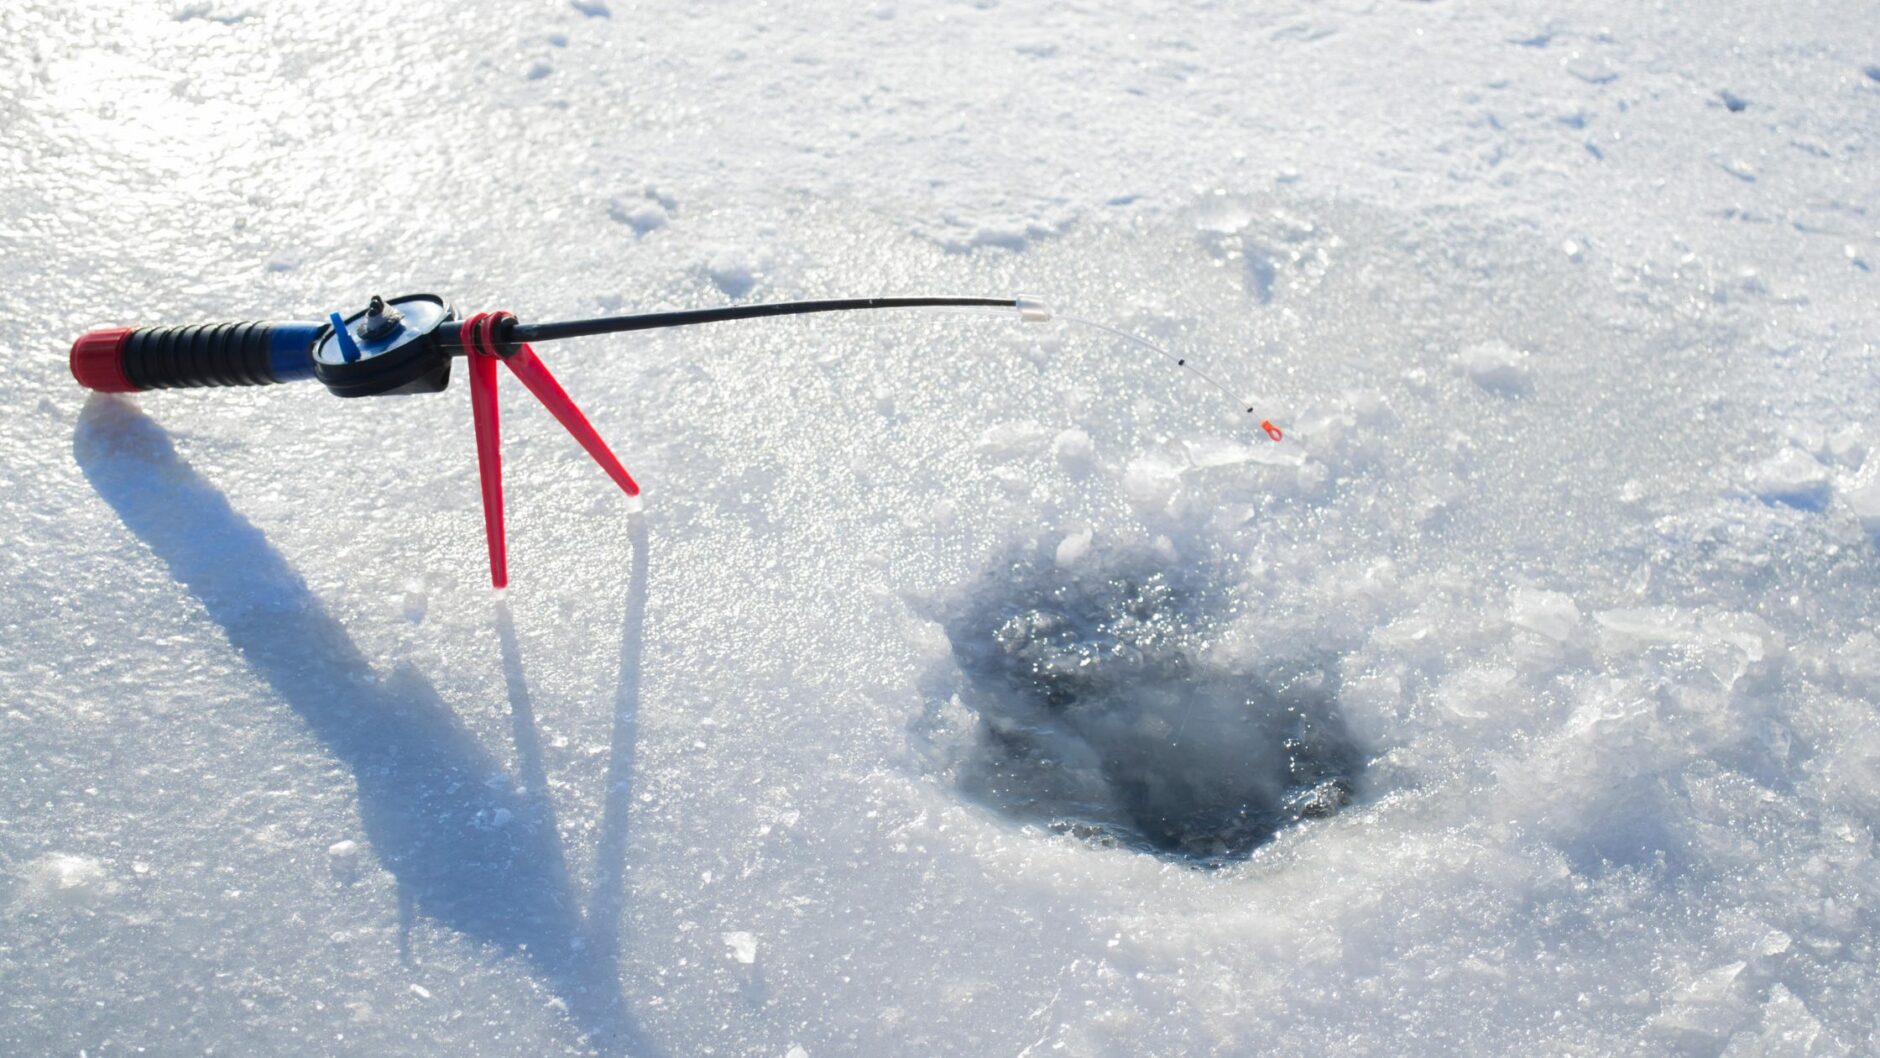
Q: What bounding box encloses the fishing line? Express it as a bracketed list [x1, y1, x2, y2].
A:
[1050, 312, 1283, 441]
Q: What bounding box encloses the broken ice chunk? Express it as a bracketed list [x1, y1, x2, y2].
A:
[1651, 960, 1752, 1044]
[704, 250, 758, 297]
[1747, 448, 1829, 509]
[617, 201, 668, 233]
[1122, 453, 1185, 509]
[1453, 341, 1533, 396]
[1052, 428, 1095, 472]
[1181, 435, 1256, 468]
[21, 853, 116, 907]
[1509, 588, 1581, 642]
[328, 840, 361, 882]
[1844, 474, 1880, 534]
[722, 931, 758, 964]
[1054, 529, 1093, 568]
[975, 421, 1053, 460]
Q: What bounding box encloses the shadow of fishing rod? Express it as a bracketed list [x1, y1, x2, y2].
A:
[74, 395, 663, 1058]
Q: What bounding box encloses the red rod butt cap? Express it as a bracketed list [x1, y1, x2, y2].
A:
[70, 328, 139, 392]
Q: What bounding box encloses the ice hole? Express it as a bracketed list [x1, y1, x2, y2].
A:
[942, 543, 1362, 866]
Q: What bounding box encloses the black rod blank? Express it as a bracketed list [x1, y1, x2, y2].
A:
[436, 296, 1017, 351]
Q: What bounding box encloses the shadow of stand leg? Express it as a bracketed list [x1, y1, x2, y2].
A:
[496, 600, 564, 874]
[74, 395, 662, 1057]
[495, 593, 666, 1058]
[574, 515, 661, 1057]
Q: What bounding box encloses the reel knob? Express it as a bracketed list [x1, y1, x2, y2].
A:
[311, 293, 455, 398]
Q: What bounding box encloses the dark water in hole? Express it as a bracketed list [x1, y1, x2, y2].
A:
[943, 544, 1361, 866]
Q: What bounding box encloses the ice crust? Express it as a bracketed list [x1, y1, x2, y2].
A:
[3, 1, 1879, 1056]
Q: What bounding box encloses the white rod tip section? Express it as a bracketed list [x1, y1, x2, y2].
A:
[1013, 294, 1053, 322]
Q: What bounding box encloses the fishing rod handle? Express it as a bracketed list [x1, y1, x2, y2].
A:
[70, 321, 323, 393]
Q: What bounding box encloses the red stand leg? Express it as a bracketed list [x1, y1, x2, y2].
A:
[468, 341, 508, 589]
[504, 348, 640, 498]
[461, 311, 641, 588]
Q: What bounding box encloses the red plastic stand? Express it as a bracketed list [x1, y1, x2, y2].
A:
[460, 312, 640, 588]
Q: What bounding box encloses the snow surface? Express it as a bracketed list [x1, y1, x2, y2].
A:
[2, 1, 1879, 1056]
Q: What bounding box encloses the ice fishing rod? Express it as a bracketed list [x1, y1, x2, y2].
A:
[70, 292, 1281, 587]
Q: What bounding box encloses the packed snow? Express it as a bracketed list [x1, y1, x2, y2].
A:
[2, 1, 1878, 1056]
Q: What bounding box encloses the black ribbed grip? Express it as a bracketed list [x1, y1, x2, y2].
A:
[121, 322, 281, 390]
